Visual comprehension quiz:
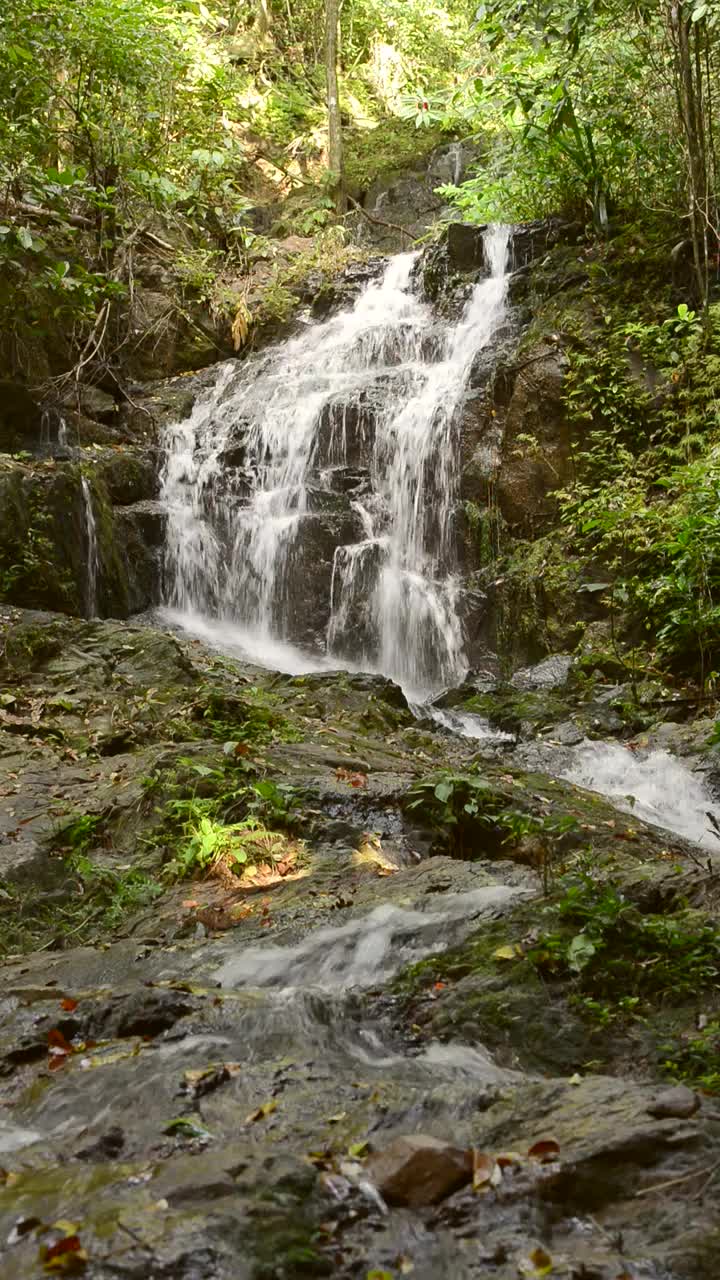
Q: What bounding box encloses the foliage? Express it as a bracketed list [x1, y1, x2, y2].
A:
[0, 855, 162, 956]
[530, 874, 720, 1011]
[435, 0, 720, 270]
[661, 1019, 720, 1094]
[405, 768, 578, 863]
[167, 810, 301, 882]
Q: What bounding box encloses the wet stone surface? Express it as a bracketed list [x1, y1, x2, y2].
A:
[1, 610, 720, 1277]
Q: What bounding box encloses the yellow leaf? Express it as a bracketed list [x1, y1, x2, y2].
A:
[493, 944, 522, 961]
[518, 1245, 554, 1277]
[231, 300, 252, 350]
[245, 1099, 278, 1123]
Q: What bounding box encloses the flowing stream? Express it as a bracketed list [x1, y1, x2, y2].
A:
[160, 227, 510, 700]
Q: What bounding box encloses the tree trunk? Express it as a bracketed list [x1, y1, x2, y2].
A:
[669, 0, 710, 303]
[325, 0, 344, 213]
[257, 0, 271, 39]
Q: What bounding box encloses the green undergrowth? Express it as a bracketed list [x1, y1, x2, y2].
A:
[528, 874, 720, 1007]
[501, 226, 720, 687]
[395, 868, 720, 1088]
[404, 765, 580, 868]
[0, 860, 162, 958]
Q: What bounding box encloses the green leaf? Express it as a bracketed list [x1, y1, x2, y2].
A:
[17, 227, 33, 250]
[567, 933, 597, 973]
[434, 781, 454, 803]
[163, 1116, 213, 1139]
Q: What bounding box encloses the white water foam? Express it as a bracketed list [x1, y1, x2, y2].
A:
[81, 476, 99, 618]
[215, 883, 527, 991]
[160, 229, 511, 701]
[564, 740, 719, 851]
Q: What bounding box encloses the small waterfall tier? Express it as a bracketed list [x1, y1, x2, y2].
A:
[160, 226, 510, 698]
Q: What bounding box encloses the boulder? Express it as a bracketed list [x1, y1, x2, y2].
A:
[123, 288, 233, 381]
[61, 385, 118, 423]
[511, 654, 575, 691]
[366, 1134, 473, 1207]
[96, 450, 158, 505]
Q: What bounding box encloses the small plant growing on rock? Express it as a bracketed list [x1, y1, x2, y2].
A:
[169, 813, 303, 885]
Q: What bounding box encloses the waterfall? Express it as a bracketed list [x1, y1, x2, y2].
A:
[160, 226, 510, 698]
[81, 476, 99, 619]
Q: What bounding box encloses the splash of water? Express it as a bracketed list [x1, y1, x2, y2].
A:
[215, 883, 526, 992]
[564, 740, 719, 851]
[160, 228, 510, 699]
[81, 476, 99, 619]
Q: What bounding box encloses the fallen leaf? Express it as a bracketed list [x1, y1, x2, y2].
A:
[48, 1028, 73, 1053]
[493, 944, 522, 961]
[60, 999, 78, 1013]
[181, 1063, 239, 1098]
[40, 1234, 88, 1273]
[163, 1116, 213, 1140]
[472, 1151, 501, 1192]
[527, 1139, 560, 1162]
[347, 1140, 369, 1158]
[8, 1216, 42, 1245]
[245, 1099, 277, 1123]
[518, 1245, 553, 1277]
[496, 1150, 524, 1168]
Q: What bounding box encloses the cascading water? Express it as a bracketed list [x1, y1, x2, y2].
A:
[81, 476, 99, 619]
[160, 227, 510, 698]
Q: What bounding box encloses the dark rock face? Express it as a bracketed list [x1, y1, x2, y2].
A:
[0, 380, 43, 452]
[0, 451, 163, 619]
[460, 340, 571, 533]
[123, 287, 235, 381]
[280, 505, 366, 646]
[509, 217, 585, 269]
[349, 140, 483, 253]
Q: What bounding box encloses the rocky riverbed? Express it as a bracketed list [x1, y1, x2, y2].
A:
[2, 606, 720, 1278]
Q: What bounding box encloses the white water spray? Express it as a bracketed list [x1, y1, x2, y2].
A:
[160, 229, 510, 698]
[564, 740, 719, 851]
[81, 476, 99, 619]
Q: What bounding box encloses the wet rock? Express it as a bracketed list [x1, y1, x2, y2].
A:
[62, 385, 118, 423]
[509, 218, 584, 270]
[445, 223, 490, 273]
[321, 465, 372, 495]
[311, 394, 377, 469]
[124, 288, 232, 381]
[366, 1134, 473, 1207]
[81, 989, 194, 1039]
[512, 654, 575, 691]
[647, 1086, 700, 1119]
[96, 450, 157, 504]
[76, 1126, 125, 1161]
[493, 343, 571, 531]
[114, 501, 165, 611]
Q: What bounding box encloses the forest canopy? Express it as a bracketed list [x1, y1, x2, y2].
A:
[0, 0, 718, 381]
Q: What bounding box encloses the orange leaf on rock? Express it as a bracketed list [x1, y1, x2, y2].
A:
[48, 1028, 73, 1053]
[40, 1234, 88, 1273]
[60, 998, 78, 1012]
[527, 1138, 560, 1162]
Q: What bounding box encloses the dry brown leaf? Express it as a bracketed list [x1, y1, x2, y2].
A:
[527, 1138, 560, 1162]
